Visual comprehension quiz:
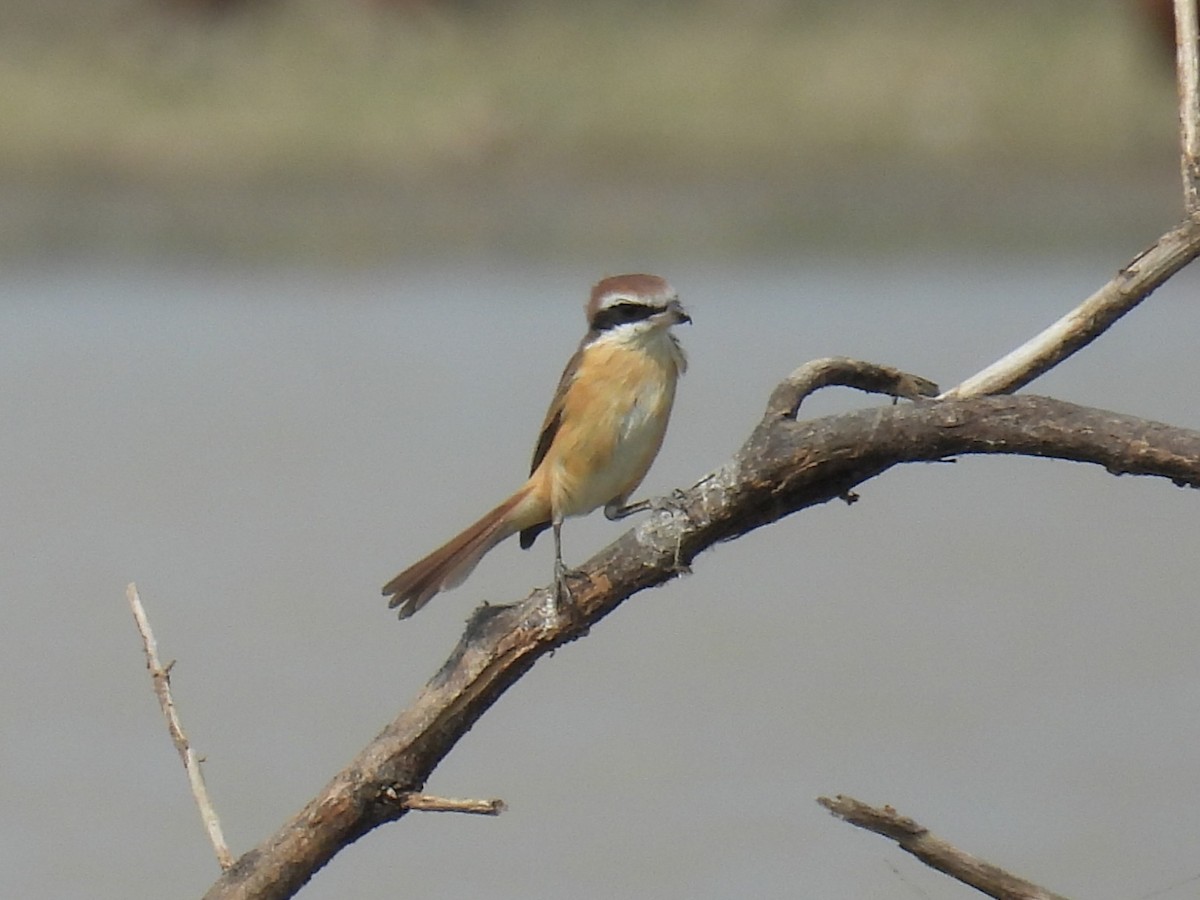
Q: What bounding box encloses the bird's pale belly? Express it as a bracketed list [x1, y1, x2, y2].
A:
[549, 376, 674, 518]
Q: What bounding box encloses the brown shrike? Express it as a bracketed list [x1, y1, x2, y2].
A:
[383, 274, 690, 619]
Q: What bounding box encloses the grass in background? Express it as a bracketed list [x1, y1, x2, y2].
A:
[0, 0, 1183, 259]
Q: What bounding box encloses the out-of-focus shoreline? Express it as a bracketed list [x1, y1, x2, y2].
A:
[3, 166, 1181, 264]
[1, 0, 1183, 262]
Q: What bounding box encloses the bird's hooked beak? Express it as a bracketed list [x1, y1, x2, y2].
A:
[666, 298, 692, 325]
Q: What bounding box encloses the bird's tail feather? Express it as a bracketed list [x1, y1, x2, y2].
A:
[383, 486, 545, 619]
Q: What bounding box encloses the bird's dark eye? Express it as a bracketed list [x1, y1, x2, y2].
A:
[613, 302, 651, 322]
[591, 301, 662, 332]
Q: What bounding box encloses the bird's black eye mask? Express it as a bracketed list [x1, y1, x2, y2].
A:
[590, 301, 666, 332]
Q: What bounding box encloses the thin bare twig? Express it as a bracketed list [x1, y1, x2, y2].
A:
[818, 795, 1069, 900]
[382, 789, 506, 816]
[943, 218, 1200, 399]
[127, 583, 233, 871]
[943, 3, 1200, 400]
[1177, 0, 1200, 213]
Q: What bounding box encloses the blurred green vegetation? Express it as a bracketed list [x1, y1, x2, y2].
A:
[0, 0, 1184, 260]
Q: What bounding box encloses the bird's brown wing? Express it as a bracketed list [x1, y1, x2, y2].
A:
[528, 406, 562, 478]
[519, 344, 584, 548]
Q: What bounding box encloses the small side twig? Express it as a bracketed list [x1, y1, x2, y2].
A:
[381, 787, 506, 816]
[127, 583, 233, 871]
[818, 795, 1069, 900]
[765, 357, 938, 420]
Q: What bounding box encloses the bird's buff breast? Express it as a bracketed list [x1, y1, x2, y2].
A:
[547, 338, 680, 517]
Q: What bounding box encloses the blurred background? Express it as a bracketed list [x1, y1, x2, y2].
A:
[0, 0, 1188, 260]
[4, 1, 1200, 899]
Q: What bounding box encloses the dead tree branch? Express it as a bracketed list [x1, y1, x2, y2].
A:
[192, 10, 1200, 896]
[201, 389, 1200, 900]
[818, 795, 1070, 900]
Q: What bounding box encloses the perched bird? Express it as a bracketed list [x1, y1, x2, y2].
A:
[383, 274, 691, 619]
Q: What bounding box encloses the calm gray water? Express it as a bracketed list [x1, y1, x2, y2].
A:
[3, 256, 1198, 899]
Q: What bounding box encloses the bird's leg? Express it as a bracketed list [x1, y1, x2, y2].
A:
[552, 519, 569, 601]
[549, 519, 590, 626]
[552, 520, 583, 605]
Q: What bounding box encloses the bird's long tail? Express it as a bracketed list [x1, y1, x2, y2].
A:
[383, 485, 547, 619]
